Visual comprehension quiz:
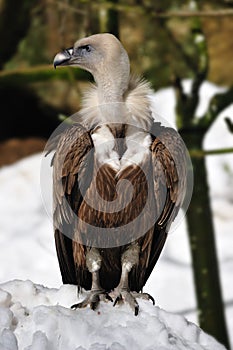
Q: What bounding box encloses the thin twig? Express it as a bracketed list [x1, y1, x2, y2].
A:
[0, 65, 91, 86]
[47, 0, 86, 15]
[45, 1, 233, 18]
[152, 9, 233, 18]
[189, 148, 233, 158]
[200, 86, 233, 128]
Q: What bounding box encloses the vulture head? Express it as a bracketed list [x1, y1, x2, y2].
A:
[53, 33, 130, 100]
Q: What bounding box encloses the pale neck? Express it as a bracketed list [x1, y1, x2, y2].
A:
[94, 79, 127, 124]
[95, 69, 129, 105]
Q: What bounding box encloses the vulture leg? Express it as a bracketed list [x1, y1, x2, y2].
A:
[71, 248, 112, 310]
[113, 244, 155, 316]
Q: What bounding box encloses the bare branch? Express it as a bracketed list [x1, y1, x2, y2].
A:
[47, 0, 86, 15]
[199, 86, 233, 128]
[0, 65, 91, 86]
[162, 25, 197, 73]
[45, 1, 233, 19]
[189, 147, 233, 158]
[152, 9, 233, 18]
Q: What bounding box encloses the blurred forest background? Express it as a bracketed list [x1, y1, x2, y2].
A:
[0, 0, 233, 349]
[1, 0, 233, 164]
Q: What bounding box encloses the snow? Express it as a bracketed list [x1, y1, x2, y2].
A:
[0, 280, 226, 350]
[0, 80, 232, 349]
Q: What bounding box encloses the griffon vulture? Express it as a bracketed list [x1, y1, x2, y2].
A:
[52, 33, 188, 315]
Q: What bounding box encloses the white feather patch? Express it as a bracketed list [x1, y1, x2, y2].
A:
[91, 125, 120, 170]
[120, 126, 152, 169]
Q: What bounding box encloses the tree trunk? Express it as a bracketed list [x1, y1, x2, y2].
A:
[99, 0, 119, 38]
[181, 130, 230, 349]
[106, 0, 119, 38]
[0, 0, 37, 68]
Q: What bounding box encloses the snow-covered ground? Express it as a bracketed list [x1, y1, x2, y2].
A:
[0, 81, 232, 349]
[0, 280, 226, 350]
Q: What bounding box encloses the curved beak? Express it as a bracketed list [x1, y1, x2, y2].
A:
[53, 48, 74, 69]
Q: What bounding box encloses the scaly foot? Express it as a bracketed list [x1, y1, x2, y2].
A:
[113, 289, 155, 316]
[71, 289, 113, 311]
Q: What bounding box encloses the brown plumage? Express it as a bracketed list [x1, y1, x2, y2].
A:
[51, 33, 188, 313]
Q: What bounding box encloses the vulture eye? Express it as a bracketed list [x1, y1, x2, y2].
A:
[82, 45, 92, 52]
[77, 45, 92, 55]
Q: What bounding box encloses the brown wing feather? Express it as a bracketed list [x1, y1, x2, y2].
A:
[52, 120, 187, 292]
[134, 123, 187, 288]
[53, 123, 94, 285]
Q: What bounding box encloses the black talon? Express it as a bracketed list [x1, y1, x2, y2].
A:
[135, 305, 139, 316]
[142, 293, 155, 305]
[113, 295, 121, 307]
[148, 294, 155, 305]
[105, 293, 113, 302]
[113, 296, 120, 306]
[71, 303, 81, 310]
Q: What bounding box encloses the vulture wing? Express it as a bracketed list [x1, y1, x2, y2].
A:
[143, 122, 187, 284]
[52, 123, 94, 284]
[51, 120, 187, 291]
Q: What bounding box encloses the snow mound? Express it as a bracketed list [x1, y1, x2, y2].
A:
[0, 280, 226, 350]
